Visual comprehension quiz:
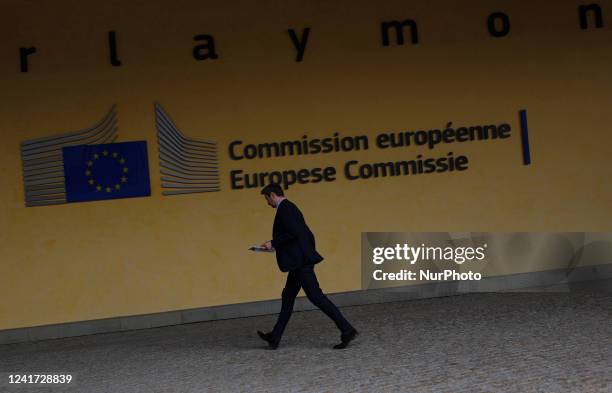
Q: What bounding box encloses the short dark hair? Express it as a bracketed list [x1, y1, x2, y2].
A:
[261, 184, 284, 197]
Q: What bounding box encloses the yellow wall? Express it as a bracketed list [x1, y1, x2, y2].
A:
[1, 0, 611, 330]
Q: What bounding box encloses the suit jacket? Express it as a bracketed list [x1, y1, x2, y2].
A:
[270, 199, 324, 272]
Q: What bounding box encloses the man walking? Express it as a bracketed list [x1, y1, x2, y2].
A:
[257, 184, 358, 349]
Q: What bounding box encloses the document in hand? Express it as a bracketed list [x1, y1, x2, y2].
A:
[249, 246, 275, 252]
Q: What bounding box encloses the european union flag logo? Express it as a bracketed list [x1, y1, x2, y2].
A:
[62, 141, 151, 203]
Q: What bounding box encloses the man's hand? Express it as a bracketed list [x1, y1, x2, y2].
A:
[260, 240, 273, 250]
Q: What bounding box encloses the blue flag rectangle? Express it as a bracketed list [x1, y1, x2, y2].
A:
[62, 141, 151, 203]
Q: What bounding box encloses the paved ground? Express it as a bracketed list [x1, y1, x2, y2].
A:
[1, 286, 611, 393]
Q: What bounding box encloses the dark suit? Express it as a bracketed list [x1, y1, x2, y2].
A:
[271, 199, 323, 272]
[269, 199, 353, 341]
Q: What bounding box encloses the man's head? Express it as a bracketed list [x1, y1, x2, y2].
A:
[261, 184, 285, 208]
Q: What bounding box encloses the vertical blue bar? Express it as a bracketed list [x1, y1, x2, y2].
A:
[519, 109, 531, 165]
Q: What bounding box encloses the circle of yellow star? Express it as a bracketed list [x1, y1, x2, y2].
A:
[86, 149, 131, 194]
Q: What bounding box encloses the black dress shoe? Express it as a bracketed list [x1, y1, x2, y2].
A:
[333, 328, 359, 349]
[257, 330, 279, 349]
